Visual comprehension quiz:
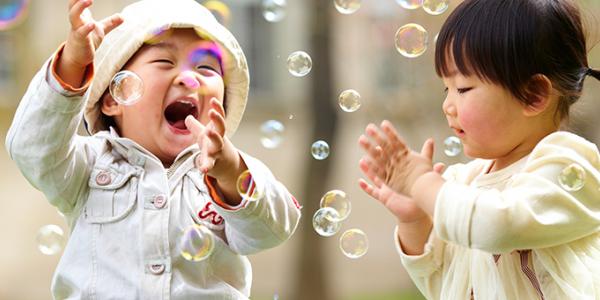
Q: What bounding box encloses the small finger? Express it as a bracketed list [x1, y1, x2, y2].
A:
[358, 178, 380, 200]
[210, 98, 226, 119]
[420, 138, 434, 160]
[73, 22, 96, 40]
[205, 125, 224, 151]
[70, 0, 93, 29]
[208, 108, 226, 137]
[185, 115, 204, 137]
[380, 120, 407, 150]
[433, 162, 446, 174]
[100, 13, 124, 35]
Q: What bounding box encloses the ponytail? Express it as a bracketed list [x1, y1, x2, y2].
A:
[586, 67, 600, 81]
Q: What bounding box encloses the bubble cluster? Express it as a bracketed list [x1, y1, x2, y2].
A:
[287, 51, 312, 77]
[443, 136, 462, 157]
[262, 0, 286, 22]
[109, 70, 144, 105]
[260, 120, 285, 149]
[338, 89, 361, 112]
[312, 207, 342, 237]
[36, 224, 65, 255]
[395, 23, 429, 58]
[180, 224, 215, 262]
[558, 163, 586, 192]
[311, 140, 330, 160]
[339, 229, 369, 259]
[334, 0, 361, 15]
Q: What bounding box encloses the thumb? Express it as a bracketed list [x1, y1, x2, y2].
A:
[420, 138, 434, 160]
[433, 162, 446, 174]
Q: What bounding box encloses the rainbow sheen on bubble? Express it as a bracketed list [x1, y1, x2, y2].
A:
[203, 0, 231, 25]
[444, 136, 462, 157]
[237, 170, 263, 201]
[395, 0, 422, 10]
[558, 163, 586, 192]
[338, 89, 361, 112]
[36, 224, 65, 255]
[262, 0, 286, 22]
[312, 207, 342, 237]
[334, 0, 361, 15]
[260, 120, 285, 149]
[0, 0, 28, 31]
[109, 70, 144, 105]
[339, 228, 369, 259]
[180, 224, 215, 262]
[422, 0, 449, 15]
[287, 51, 312, 77]
[320, 190, 351, 221]
[311, 140, 330, 160]
[395, 23, 428, 58]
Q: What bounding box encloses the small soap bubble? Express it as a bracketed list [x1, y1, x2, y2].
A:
[204, 0, 231, 25]
[237, 170, 263, 201]
[339, 89, 361, 112]
[312, 207, 342, 237]
[260, 120, 285, 149]
[334, 0, 361, 14]
[109, 70, 144, 105]
[287, 51, 312, 77]
[180, 224, 215, 262]
[339, 228, 369, 259]
[395, 23, 428, 58]
[311, 140, 330, 160]
[0, 0, 28, 31]
[262, 0, 286, 22]
[558, 163, 586, 192]
[288, 114, 294, 120]
[422, 0, 449, 15]
[395, 0, 422, 10]
[320, 190, 351, 221]
[443, 136, 462, 157]
[36, 224, 65, 255]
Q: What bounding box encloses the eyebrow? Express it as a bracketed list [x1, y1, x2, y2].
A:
[144, 42, 177, 52]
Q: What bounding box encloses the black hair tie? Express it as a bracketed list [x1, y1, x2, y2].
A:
[587, 67, 600, 80]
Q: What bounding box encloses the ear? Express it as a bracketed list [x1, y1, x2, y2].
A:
[522, 74, 553, 117]
[100, 91, 122, 117]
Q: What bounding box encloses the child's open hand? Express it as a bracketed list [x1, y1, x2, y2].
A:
[358, 120, 434, 197]
[185, 98, 239, 179]
[58, 0, 123, 87]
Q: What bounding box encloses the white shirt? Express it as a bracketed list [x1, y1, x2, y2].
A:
[397, 131, 600, 300]
[6, 60, 301, 300]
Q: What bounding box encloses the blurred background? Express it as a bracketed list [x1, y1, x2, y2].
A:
[1, 0, 599, 299]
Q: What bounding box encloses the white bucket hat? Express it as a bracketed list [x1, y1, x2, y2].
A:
[84, 0, 249, 137]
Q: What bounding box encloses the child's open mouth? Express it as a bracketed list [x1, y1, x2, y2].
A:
[164, 99, 199, 133]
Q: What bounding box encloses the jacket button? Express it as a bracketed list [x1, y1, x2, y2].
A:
[153, 195, 167, 209]
[149, 264, 165, 275]
[95, 171, 111, 186]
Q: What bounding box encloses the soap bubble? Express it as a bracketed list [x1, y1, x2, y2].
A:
[0, 0, 28, 31]
[311, 140, 330, 160]
[36, 224, 65, 255]
[237, 170, 263, 201]
[558, 163, 586, 192]
[443, 136, 462, 157]
[395, 23, 428, 58]
[422, 0, 449, 15]
[339, 89, 361, 112]
[203, 0, 231, 25]
[262, 0, 286, 22]
[395, 0, 422, 10]
[320, 190, 351, 221]
[109, 70, 144, 105]
[180, 224, 215, 262]
[312, 207, 342, 237]
[287, 51, 312, 77]
[260, 120, 285, 149]
[339, 229, 369, 259]
[334, 0, 361, 14]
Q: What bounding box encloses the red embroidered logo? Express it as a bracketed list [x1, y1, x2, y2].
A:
[198, 202, 224, 226]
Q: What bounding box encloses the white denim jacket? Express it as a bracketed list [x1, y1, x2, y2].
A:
[6, 60, 301, 300]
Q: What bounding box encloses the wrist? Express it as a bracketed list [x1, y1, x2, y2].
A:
[410, 171, 445, 215]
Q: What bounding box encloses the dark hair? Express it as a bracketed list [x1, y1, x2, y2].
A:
[435, 0, 598, 119]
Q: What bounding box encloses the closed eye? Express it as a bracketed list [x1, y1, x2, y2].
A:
[153, 59, 174, 65]
[457, 87, 472, 94]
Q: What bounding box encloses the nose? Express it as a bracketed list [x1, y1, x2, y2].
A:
[175, 70, 201, 90]
[442, 94, 457, 117]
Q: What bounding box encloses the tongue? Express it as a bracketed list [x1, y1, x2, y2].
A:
[172, 120, 187, 130]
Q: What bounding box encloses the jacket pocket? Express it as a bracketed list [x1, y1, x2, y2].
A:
[84, 168, 138, 223]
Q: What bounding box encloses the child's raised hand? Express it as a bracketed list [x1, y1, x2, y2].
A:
[185, 98, 239, 179]
[58, 0, 123, 86]
[358, 120, 434, 197]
